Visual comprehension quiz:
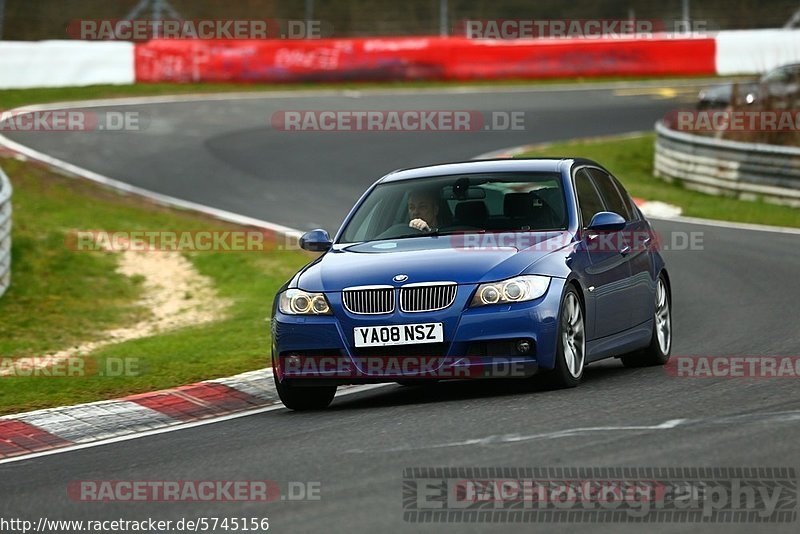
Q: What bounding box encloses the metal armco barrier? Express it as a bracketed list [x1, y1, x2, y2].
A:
[654, 121, 800, 207]
[0, 166, 12, 298]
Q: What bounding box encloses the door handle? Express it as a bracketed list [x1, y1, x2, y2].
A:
[620, 246, 631, 256]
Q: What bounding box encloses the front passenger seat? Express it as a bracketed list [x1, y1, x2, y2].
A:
[504, 192, 555, 230]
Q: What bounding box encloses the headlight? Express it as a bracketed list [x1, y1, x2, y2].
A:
[470, 275, 550, 307]
[279, 289, 332, 315]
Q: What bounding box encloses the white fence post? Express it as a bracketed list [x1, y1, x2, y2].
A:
[0, 165, 12, 298]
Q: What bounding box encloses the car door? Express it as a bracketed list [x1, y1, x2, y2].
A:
[573, 168, 632, 339]
[588, 168, 654, 328]
[784, 66, 800, 107]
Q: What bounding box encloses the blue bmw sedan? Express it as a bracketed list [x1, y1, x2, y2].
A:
[271, 159, 672, 410]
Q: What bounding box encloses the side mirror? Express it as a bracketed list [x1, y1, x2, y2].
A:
[299, 229, 332, 252]
[587, 212, 626, 232]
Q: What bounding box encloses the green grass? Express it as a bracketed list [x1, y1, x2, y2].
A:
[517, 133, 800, 228]
[0, 158, 310, 415]
[0, 75, 729, 110]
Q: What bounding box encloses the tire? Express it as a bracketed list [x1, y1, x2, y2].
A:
[274, 374, 337, 411]
[621, 274, 672, 368]
[539, 286, 585, 389]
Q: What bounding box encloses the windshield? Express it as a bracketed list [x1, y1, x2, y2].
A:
[761, 66, 800, 83]
[339, 172, 568, 243]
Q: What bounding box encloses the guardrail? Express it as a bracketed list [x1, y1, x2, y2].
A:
[654, 121, 800, 207]
[0, 166, 12, 298]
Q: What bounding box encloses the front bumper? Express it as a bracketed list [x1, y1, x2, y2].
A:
[272, 279, 565, 384]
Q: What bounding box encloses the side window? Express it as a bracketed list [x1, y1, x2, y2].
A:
[587, 168, 632, 222]
[763, 67, 788, 84]
[610, 175, 640, 221]
[574, 169, 605, 228]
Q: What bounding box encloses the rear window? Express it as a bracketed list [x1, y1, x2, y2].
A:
[574, 169, 605, 228]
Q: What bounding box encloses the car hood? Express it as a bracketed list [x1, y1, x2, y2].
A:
[294, 232, 572, 291]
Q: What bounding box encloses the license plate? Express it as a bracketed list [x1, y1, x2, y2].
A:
[354, 323, 443, 348]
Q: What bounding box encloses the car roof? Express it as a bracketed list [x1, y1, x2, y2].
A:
[762, 63, 800, 77]
[377, 158, 601, 183]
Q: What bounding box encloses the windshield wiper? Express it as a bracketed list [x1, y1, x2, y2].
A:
[352, 229, 487, 246]
[388, 229, 487, 241]
[430, 229, 487, 237]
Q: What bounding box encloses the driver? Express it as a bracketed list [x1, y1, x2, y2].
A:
[407, 188, 439, 233]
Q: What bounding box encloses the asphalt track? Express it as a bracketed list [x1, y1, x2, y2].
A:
[2, 83, 800, 533]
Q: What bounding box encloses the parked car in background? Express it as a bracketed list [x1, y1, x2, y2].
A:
[697, 63, 800, 109]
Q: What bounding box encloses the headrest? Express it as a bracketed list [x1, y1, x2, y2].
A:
[454, 201, 488, 223]
[504, 192, 534, 218]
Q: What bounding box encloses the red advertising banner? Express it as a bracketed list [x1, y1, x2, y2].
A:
[134, 36, 716, 83]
